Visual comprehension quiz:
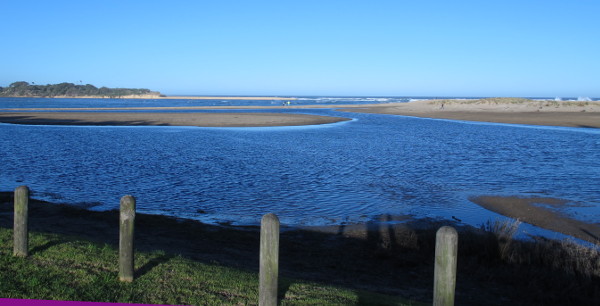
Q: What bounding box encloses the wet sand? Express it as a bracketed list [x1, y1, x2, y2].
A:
[0, 112, 350, 127]
[471, 196, 600, 244]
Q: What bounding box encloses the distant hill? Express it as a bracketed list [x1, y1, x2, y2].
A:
[0, 81, 162, 98]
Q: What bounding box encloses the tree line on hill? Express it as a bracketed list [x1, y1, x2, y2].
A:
[0, 81, 162, 98]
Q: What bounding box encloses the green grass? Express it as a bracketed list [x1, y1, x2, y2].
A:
[0, 228, 421, 305]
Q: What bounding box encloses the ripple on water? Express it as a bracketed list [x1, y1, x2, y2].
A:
[0, 110, 598, 231]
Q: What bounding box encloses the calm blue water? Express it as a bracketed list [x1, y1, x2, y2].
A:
[1, 98, 599, 234]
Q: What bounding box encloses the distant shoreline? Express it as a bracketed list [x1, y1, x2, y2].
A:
[159, 96, 297, 100]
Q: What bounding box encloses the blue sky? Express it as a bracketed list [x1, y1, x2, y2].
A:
[1, 0, 598, 97]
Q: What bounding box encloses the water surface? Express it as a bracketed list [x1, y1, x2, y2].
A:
[1, 98, 599, 235]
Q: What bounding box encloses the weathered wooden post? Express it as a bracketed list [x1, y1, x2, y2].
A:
[433, 226, 458, 306]
[259, 213, 280, 306]
[119, 195, 136, 282]
[13, 186, 29, 257]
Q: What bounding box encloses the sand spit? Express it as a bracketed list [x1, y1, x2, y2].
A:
[471, 195, 600, 244]
[0, 112, 350, 127]
[339, 98, 600, 128]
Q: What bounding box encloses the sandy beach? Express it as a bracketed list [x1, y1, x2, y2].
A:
[0, 112, 350, 127]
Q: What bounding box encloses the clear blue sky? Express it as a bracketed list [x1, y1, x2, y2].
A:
[1, 0, 598, 97]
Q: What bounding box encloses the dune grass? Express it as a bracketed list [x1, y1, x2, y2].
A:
[426, 97, 597, 107]
[0, 228, 421, 305]
[426, 97, 532, 105]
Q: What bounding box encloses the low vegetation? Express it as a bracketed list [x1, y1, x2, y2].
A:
[427, 97, 595, 107]
[427, 97, 530, 105]
[0, 81, 161, 98]
[477, 219, 600, 279]
[476, 219, 600, 276]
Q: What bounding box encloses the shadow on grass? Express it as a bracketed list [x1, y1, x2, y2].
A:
[135, 253, 175, 279]
[277, 278, 293, 304]
[30, 240, 65, 255]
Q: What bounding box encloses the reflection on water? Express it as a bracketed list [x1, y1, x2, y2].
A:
[0, 107, 599, 229]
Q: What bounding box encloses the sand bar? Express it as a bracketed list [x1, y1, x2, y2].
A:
[0, 112, 350, 127]
[471, 195, 600, 244]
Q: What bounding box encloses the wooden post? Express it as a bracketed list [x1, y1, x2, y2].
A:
[13, 186, 29, 257]
[119, 195, 136, 282]
[259, 213, 280, 306]
[434, 226, 458, 306]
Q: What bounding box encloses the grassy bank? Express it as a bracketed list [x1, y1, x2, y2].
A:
[0, 228, 416, 305]
[1, 192, 600, 305]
